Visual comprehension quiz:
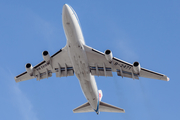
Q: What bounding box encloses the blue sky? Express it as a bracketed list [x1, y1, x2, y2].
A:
[0, 0, 180, 120]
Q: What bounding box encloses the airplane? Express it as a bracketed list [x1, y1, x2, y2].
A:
[14, 4, 169, 114]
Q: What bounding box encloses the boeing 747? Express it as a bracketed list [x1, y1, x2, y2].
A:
[15, 4, 169, 114]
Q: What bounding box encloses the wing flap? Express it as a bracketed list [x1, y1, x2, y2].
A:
[117, 70, 139, 80]
[91, 70, 113, 76]
[89, 66, 112, 77]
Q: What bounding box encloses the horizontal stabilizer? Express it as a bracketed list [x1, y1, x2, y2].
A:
[73, 101, 125, 113]
[99, 101, 125, 113]
[73, 102, 94, 113]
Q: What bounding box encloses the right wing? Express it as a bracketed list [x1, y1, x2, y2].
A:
[15, 46, 74, 82]
[84, 45, 169, 81]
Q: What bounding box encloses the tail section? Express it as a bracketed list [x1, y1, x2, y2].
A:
[73, 90, 124, 114]
[73, 101, 125, 114]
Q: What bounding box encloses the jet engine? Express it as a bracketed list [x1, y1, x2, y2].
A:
[42, 51, 50, 62]
[133, 61, 141, 74]
[25, 63, 33, 76]
[105, 49, 113, 63]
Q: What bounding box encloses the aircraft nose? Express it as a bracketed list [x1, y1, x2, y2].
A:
[62, 4, 70, 24]
[63, 4, 68, 14]
[63, 4, 71, 15]
[62, 4, 73, 20]
[63, 4, 68, 10]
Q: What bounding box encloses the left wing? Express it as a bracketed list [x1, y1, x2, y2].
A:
[84, 45, 169, 81]
[15, 46, 74, 82]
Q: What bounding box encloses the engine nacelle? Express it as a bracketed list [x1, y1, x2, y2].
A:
[25, 63, 33, 76]
[105, 49, 113, 63]
[133, 61, 141, 74]
[42, 51, 50, 62]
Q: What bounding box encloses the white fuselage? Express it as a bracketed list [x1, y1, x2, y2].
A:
[62, 4, 99, 113]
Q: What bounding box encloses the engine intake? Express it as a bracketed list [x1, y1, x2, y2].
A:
[42, 51, 50, 62]
[105, 49, 113, 63]
[133, 61, 141, 74]
[25, 63, 33, 76]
